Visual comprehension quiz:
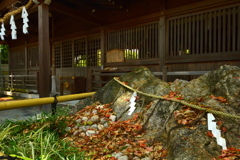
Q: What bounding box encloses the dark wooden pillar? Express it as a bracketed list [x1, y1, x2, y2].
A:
[38, 3, 51, 100]
[159, 0, 166, 71]
[100, 29, 105, 68]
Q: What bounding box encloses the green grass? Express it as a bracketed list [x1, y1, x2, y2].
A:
[0, 107, 85, 160]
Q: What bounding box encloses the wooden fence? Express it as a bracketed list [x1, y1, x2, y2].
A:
[167, 4, 240, 57]
[0, 73, 38, 93]
[87, 66, 210, 91]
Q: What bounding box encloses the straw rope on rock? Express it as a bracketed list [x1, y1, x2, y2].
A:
[76, 65, 240, 160]
[113, 76, 240, 119]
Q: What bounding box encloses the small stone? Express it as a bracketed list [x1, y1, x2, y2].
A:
[118, 155, 128, 160]
[91, 124, 98, 129]
[79, 132, 85, 137]
[86, 130, 96, 136]
[110, 115, 117, 122]
[96, 105, 104, 109]
[65, 127, 71, 132]
[98, 124, 104, 130]
[92, 109, 98, 114]
[113, 152, 123, 158]
[73, 125, 79, 129]
[80, 126, 85, 131]
[78, 127, 83, 131]
[82, 117, 88, 122]
[141, 158, 152, 160]
[100, 117, 107, 123]
[75, 119, 82, 123]
[85, 111, 90, 115]
[81, 125, 90, 131]
[73, 131, 79, 136]
[132, 157, 141, 160]
[104, 122, 109, 128]
[90, 115, 99, 122]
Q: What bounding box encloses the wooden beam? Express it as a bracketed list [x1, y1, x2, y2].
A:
[104, 59, 160, 67]
[50, 1, 105, 26]
[0, 0, 18, 11]
[165, 0, 240, 17]
[38, 3, 51, 99]
[165, 53, 240, 63]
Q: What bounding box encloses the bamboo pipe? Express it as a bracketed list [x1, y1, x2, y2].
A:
[0, 92, 95, 111]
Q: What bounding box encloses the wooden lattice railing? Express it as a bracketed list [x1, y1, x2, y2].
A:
[167, 4, 240, 57]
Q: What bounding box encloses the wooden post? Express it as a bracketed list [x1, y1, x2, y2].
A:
[24, 40, 28, 75]
[10, 73, 13, 89]
[159, 1, 166, 71]
[100, 29, 105, 69]
[36, 72, 39, 92]
[51, 14, 57, 93]
[159, 15, 166, 69]
[86, 68, 93, 92]
[162, 66, 168, 82]
[38, 2, 51, 111]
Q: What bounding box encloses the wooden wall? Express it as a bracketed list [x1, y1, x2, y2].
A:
[5, 0, 240, 92]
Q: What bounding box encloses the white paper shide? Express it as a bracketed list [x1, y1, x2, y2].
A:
[22, 7, 29, 34]
[0, 23, 5, 40]
[207, 113, 227, 150]
[128, 92, 137, 115]
[10, 15, 17, 39]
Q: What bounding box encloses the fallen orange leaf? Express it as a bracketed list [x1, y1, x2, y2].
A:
[217, 121, 223, 125]
[207, 131, 214, 138]
[217, 96, 227, 102]
[221, 127, 227, 133]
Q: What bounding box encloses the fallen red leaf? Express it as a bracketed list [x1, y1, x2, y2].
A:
[217, 121, 223, 125]
[140, 143, 147, 147]
[138, 140, 146, 143]
[221, 127, 227, 133]
[207, 131, 214, 138]
[122, 82, 128, 85]
[197, 97, 205, 102]
[210, 95, 227, 102]
[133, 114, 139, 121]
[217, 96, 227, 102]
[176, 97, 183, 100]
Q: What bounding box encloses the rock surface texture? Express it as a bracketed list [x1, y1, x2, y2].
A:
[76, 65, 240, 160]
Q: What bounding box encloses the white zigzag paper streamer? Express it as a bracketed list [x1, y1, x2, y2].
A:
[207, 113, 227, 150]
[22, 7, 29, 34]
[0, 23, 5, 40]
[10, 15, 17, 40]
[128, 92, 137, 115]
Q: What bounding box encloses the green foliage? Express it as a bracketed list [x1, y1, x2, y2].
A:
[0, 107, 85, 160]
[0, 45, 9, 64]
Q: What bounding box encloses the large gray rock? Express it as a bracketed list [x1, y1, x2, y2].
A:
[76, 65, 240, 160]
